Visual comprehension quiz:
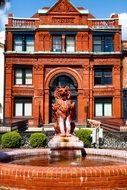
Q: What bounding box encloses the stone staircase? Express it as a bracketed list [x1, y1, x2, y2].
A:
[99, 119, 127, 132]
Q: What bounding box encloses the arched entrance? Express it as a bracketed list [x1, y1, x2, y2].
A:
[49, 74, 78, 123]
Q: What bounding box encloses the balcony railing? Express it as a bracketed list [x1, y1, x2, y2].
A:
[88, 19, 118, 29]
[11, 17, 39, 28]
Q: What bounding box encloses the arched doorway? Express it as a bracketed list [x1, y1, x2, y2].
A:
[49, 74, 78, 123]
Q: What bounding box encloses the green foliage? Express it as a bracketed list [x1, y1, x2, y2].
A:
[29, 133, 47, 148]
[0, 134, 2, 145]
[75, 129, 92, 148]
[1, 131, 22, 148]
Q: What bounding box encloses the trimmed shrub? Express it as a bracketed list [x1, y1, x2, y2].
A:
[1, 131, 22, 148]
[0, 134, 2, 145]
[75, 129, 92, 148]
[29, 133, 47, 148]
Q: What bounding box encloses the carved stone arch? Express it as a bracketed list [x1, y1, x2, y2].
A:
[44, 67, 82, 124]
[44, 67, 82, 89]
[49, 72, 78, 89]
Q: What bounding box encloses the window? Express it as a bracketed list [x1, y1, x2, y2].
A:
[13, 34, 34, 52]
[94, 98, 112, 117]
[14, 67, 32, 85]
[52, 36, 62, 52]
[14, 97, 32, 117]
[93, 35, 114, 52]
[94, 67, 112, 85]
[52, 34, 75, 52]
[66, 36, 75, 52]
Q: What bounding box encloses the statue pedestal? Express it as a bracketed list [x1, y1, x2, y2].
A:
[48, 135, 85, 158]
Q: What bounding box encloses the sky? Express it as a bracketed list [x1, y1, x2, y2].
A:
[0, 0, 127, 42]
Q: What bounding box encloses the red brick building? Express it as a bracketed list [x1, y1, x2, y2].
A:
[4, 0, 122, 127]
[122, 41, 127, 120]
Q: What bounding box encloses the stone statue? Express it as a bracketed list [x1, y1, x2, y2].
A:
[52, 86, 75, 136]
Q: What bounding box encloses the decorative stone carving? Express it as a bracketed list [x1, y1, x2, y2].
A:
[13, 89, 34, 96]
[93, 87, 115, 96]
[114, 65, 121, 71]
[52, 86, 75, 136]
[83, 90, 89, 97]
[34, 65, 44, 71]
[48, 58, 82, 65]
[51, 0, 76, 13]
[83, 65, 89, 71]
[38, 89, 43, 96]
[93, 59, 116, 64]
[52, 17, 75, 24]
[39, 34, 44, 41]
[5, 64, 12, 70]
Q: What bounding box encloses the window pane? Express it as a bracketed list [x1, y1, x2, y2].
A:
[94, 45, 102, 52]
[15, 69, 22, 84]
[95, 70, 102, 77]
[66, 36, 75, 52]
[104, 103, 112, 116]
[14, 36, 22, 51]
[95, 77, 102, 85]
[103, 77, 112, 84]
[93, 36, 101, 44]
[15, 103, 23, 116]
[95, 103, 103, 116]
[53, 36, 62, 52]
[104, 71, 112, 77]
[25, 69, 32, 85]
[93, 36, 101, 52]
[25, 103, 32, 116]
[104, 36, 114, 52]
[26, 36, 34, 52]
[16, 78, 22, 84]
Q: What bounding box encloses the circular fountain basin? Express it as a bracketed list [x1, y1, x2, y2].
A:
[0, 148, 127, 189]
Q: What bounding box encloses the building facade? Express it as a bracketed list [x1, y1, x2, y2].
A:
[0, 42, 4, 120]
[122, 41, 127, 120]
[4, 0, 122, 127]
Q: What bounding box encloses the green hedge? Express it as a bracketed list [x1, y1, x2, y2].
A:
[75, 129, 92, 148]
[1, 131, 22, 148]
[29, 133, 47, 148]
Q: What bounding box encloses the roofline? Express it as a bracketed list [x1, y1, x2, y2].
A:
[47, 0, 81, 14]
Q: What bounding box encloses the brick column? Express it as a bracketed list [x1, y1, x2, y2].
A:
[89, 65, 94, 119]
[83, 65, 90, 121]
[44, 89, 49, 124]
[114, 32, 121, 52]
[62, 34, 65, 52]
[4, 64, 13, 121]
[77, 89, 84, 124]
[33, 64, 44, 127]
[113, 65, 121, 118]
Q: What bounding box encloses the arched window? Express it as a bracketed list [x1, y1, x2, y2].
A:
[49, 74, 78, 123]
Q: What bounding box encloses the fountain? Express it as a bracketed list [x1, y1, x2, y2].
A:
[0, 86, 127, 189]
[48, 86, 84, 158]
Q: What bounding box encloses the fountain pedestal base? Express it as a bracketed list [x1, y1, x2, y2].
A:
[48, 135, 84, 158]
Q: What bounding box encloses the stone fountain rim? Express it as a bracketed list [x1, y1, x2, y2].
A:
[0, 148, 127, 166]
[0, 148, 127, 189]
